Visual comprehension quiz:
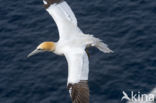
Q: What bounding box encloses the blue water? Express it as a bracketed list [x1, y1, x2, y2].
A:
[0, 0, 156, 103]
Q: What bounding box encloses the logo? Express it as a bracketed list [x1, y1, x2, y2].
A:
[121, 91, 155, 102]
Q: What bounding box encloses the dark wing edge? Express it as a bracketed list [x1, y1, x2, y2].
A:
[43, 0, 64, 9]
[68, 80, 89, 103]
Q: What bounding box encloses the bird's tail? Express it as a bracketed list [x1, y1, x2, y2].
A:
[86, 35, 114, 53]
[95, 39, 114, 53]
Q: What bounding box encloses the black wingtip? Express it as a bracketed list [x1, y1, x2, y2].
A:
[68, 81, 89, 103]
[43, 0, 64, 9]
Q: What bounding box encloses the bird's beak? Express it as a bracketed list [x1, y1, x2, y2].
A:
[27, 49, 42, 58]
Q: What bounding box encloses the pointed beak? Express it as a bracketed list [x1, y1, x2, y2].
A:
[27, 49, 42, 58]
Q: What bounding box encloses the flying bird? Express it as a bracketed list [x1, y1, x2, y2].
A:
[28, 0, 113, 103]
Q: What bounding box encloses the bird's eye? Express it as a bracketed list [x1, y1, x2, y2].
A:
[38, 48, 43, 50]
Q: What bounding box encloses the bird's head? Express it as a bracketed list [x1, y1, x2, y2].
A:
[27, 41, 55, 57]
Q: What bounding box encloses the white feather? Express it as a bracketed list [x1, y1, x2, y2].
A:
[43, 0, 47, 4]
[46, 1, 80, 39]
[43, 0, 113, 84]
[58, 1, 77, 25]
[64, 48, 89, 84]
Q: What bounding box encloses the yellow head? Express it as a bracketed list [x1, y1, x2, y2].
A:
[37, 42, 55, 51]
[27, 41, 55, 57]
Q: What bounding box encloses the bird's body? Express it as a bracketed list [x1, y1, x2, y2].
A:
[28, 0, 113, 103]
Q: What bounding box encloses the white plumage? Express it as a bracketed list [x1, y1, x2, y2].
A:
[45, 1, 80, 40]
[27, 1, 114, 102]
[23, 0, 114, 102]
[43, 0, 113, 84]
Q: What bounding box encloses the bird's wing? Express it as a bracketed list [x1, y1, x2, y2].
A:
[64, 48, 89, 103]
[68, 81, 89, 103]
[43, 0, 81, 39]
[64, 48, 89, 83]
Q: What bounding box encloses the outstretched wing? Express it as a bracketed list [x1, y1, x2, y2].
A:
[64, 49, 89, 84]
[43, 0, 81, 39]
[64, 49, 89, 103]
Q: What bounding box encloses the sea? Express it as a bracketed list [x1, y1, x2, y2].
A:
[0, 0, 156, 103]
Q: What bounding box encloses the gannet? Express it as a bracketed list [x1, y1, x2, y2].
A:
[28, 0, 113, 103]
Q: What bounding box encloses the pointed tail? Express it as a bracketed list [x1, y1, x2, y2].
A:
[88, 35, 114, 53]
[95, 40, 114, 53]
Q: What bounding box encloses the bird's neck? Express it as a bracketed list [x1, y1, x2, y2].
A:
[53, 42, 64, 56]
